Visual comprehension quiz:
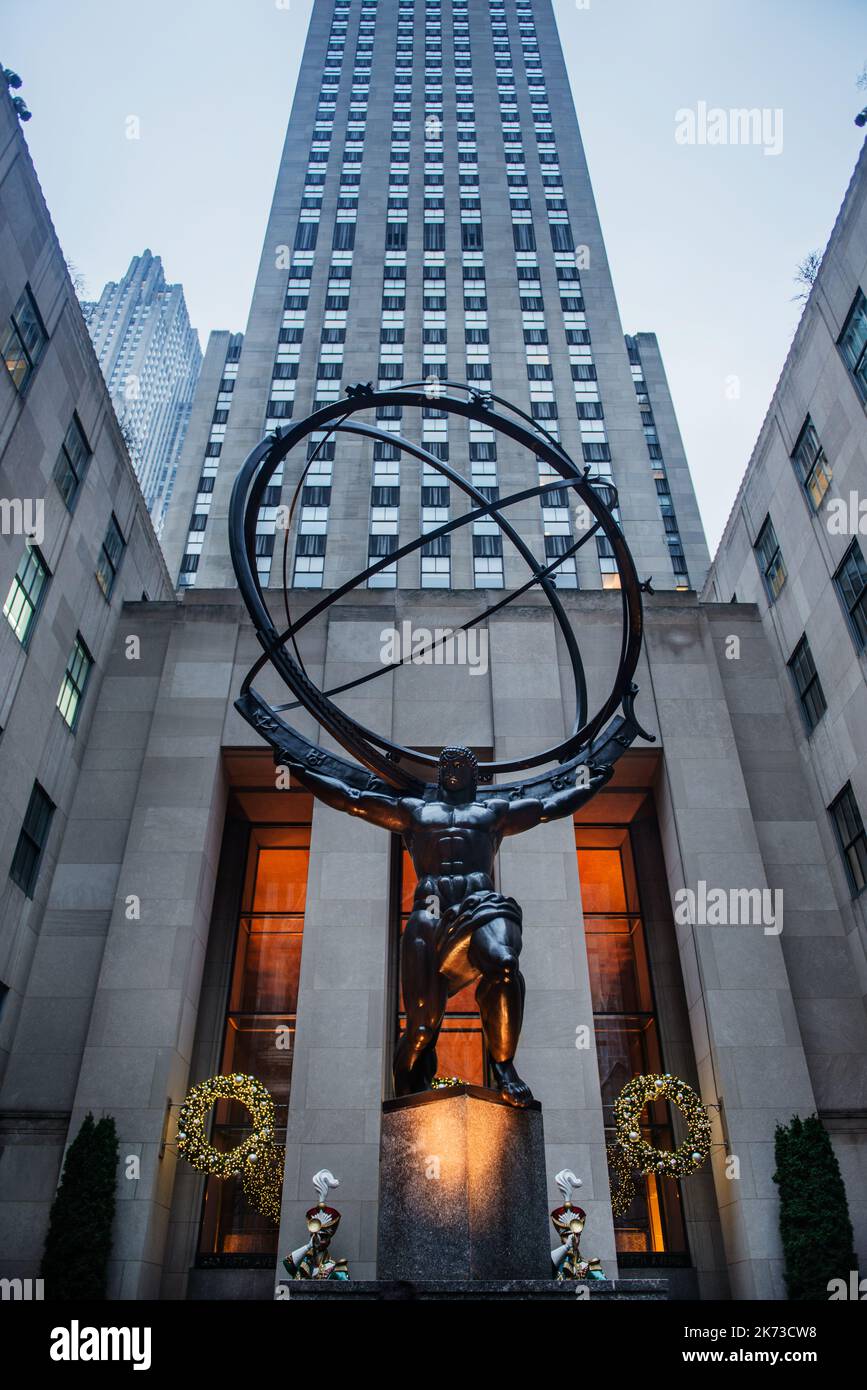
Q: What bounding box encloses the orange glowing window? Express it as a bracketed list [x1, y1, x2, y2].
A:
[576, 822, 688, 1257]
[576, 847, 629, 913]
[198, 818, 311, 1259]
[251, 844, 309, 913]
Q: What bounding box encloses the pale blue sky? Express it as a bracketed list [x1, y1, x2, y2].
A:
[4, 0, 865, 550]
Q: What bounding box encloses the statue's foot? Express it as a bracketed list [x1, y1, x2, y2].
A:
[394, 1041, 438, 1096]
[395, 1064, 433, 1097]
[418, 1046, 438, 1089]
[490, 1060, 534, 1108]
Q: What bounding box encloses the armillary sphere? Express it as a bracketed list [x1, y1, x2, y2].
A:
[228, 380, 653, 802]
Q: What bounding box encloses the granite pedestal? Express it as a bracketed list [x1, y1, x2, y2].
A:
[376, 1085, 551, 1281]
[279, 1278, 669, 1300]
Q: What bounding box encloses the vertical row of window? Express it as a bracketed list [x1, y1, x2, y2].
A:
[285, 2, 345, 586]
[749, 287, 867, 899]
[754, 507, 867, 891]
[361, 0, 415, 588]
[3, 484, 100, 731]
[372, 0, 520, 589]
[462, 253, 500, 585]
[287, 0, 377, 588]
[496, 0, 586, 587]
[419, 0, 451, 589]
[761, 289, 867, 617]
[625, 336, 690, 590]
[275, 255, 309, 585]
[2, 283, 131, 899]
[445, 1, 499, 586]
[178, 335, 242, 587]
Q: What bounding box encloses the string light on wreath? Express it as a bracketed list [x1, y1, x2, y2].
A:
[607, 1073, 712, 1215]
[176, 1073, 285, 1223]
[606, 1142, 638, 1219]
[240, 1137, 284, 1225]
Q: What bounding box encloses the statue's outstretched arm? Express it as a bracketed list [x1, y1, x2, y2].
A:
[288, 763, 412, 832]
[501, 765, 611, 835]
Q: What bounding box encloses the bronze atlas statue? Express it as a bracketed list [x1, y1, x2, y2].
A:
[229, 382, 650, 1108]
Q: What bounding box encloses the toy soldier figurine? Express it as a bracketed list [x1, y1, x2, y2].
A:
[287, 744, 608, 1107]
[283, 1170, 350, 1281]
[550, 1170, 605, 1282]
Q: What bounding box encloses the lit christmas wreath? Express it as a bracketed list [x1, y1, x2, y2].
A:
[613, 1073, 711, 1181]
[606, 1142, 638, 1218]
[177, 1073, 285, 1223]
[240, 1138, 284, 1225]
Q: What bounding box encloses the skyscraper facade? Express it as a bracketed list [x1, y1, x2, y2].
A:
[170, 0, 708, 595]
[1, 2, 864, 1306]
[83, 250, 202, 533]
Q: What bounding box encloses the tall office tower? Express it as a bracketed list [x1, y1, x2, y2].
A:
[4, 4, 864, 1306]
[83, 250, 202, 533]
[175, 0, 709, 593]
[161, 330, 244, 587]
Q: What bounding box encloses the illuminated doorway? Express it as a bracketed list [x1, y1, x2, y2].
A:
[576, 816, 689, 1258]
[198, 820, 310, 1258]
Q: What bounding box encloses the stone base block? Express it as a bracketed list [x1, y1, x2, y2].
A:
[376, 1084, 550, 1281]
[278, 1278, 669, 1301]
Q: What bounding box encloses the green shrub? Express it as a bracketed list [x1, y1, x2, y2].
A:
[773, 1113, 856, 1300]
[40, 1112, 118, 1300]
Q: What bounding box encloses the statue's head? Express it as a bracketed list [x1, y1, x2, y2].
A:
[438, 745, 478, 798]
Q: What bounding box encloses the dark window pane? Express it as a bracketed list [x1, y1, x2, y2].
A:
[57, 633, 93, 730]
[10, 782, 55, 898]
[54, 415, 91, 510]
[791, 417, 832, 509]
[787, 635, 826, 732]
[834, 541, 867, 649]
[2, 286, 47, 393]
[829, 783, 867, 896]
[754, 516, 786, 600]
[3, 545, 50, 645]
[96, 516, 126, 599]
[838, 289, 867, 401]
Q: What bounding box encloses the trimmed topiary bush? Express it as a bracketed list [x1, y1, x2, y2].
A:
[773, 1113, 856, 1300]
[40, 1112, 118, 1300]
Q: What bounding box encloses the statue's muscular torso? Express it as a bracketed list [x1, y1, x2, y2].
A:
[403, 798, 506, 888]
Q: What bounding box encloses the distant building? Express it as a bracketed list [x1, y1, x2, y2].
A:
[161, 331, 244, 588]
[83, 250, 202, 533]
